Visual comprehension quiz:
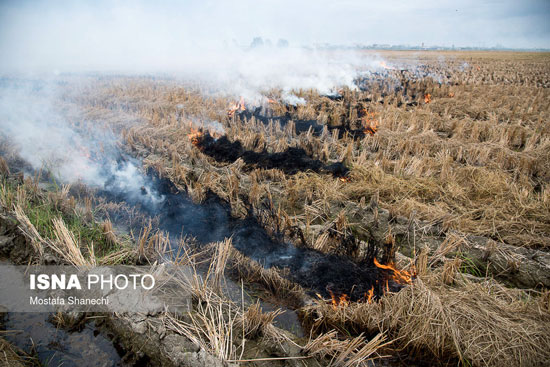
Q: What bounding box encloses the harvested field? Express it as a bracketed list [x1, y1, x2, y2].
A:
[1, 49, 550, 367]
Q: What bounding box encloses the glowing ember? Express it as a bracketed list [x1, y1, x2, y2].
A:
[339, 176, 352, 183]
[228, 96, 246, 117]
[374, 257, 415, 285]
[424, 93, 432, 104]
[448, 92, 455, 98]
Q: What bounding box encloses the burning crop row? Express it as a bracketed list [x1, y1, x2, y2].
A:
[40, 51, 549, 367]
[227, 96, 246, 118]
[227, 96, 380, 139]
[323, 256, 416, 308]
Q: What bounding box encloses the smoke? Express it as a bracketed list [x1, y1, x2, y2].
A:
[0, 79, 164, 207]
[0, 1, 384, 202]
[0, 80, 97, 182]
[281, 92, 306, 106]
[183, 46, 384, 100]
[0, 1, 390, 100]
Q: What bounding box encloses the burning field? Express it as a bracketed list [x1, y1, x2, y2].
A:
[1, 50, 550, 367]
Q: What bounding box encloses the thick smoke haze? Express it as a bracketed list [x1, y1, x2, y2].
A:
[0, 0, 548, 75]
[0, 80, 164, 206]
[0, 0, 546, 198]
[0, 1, 386, 202]
[0, 80, 101, 184]
[0, 1, 394, 99]
[187, 47, 386, 99]
[1, 1, 548, 95]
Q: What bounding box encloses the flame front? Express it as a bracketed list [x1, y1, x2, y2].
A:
[329, 290, 350, 308]
[374, 257, 415, 285]
[361, 108, 378, 135]
[228, 96, 246, 117]
[424, 93, 432, 104]
[188, 127, 203, 147]
[366, 286, 374, 303]
[315, 257, 414, 308]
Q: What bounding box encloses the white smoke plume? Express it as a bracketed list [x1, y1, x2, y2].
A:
[0, 1, 389, 198]
[0, 1, 389, 101]
[184, 47, 382, 100]
[281, 92, 306, 106]
[0, 79, 164, 206]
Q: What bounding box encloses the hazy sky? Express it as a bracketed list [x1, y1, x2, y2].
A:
[0, 0, 548, 72]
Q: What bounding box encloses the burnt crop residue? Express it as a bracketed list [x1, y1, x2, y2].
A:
[195, 132, 348, 177]
[95, 158, 399, 301]
[237, 108, 369, 140]
[150, 176, 398, 301]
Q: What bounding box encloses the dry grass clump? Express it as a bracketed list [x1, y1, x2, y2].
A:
[303, 274, 550, 367]
[135, 220, 170, 261]
[304, 331, 388, 367]
[2, 173, 137, 266]
[0, 338, 28, 367]
[100, 219, 117, 245]
[228, 250, 307, 308]
[164, 241, 302, 363]
[209, 238, 233, 289]
[165, 291, 240, 362]
[50, 216, 92, 267]
[0, 156, 10, 177]
[237, 301, 284, 341]
[15, 205, 100, 268]
[13, 204, 45, 257]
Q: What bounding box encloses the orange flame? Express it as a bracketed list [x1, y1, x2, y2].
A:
[328, 290, 350, 308]
[361, 108, 378, 135]
[448, 92, 455, 98]
[267, 98, 277, 104]
[188, 126, 203, 147]
[363, 121, 378, 136]
[339, 177, 352, 183]
[373, 257, 414, 285]
[228, 96, 246, 117]
[424, 93, 432, 104]
[366, 286, 374, 304]
[379, 61, 394, 70]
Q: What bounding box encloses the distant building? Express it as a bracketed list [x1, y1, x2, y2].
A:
[250, 37, 264, 48]
[277, 39, 289, 48]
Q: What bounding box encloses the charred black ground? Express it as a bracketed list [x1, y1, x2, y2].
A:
[195, 132, 349, 177]
[95, 155, 403, 301]
[1, 110, 403, 304]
